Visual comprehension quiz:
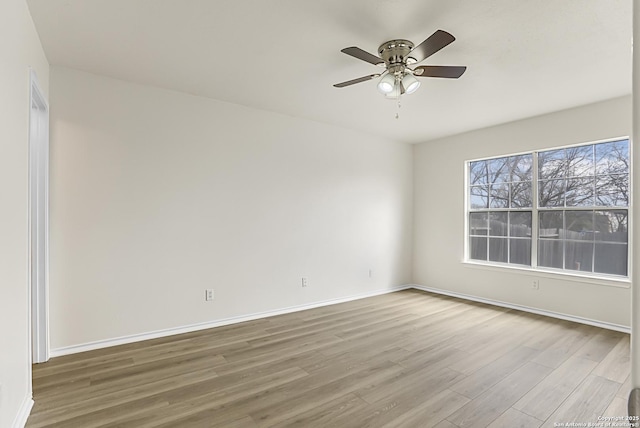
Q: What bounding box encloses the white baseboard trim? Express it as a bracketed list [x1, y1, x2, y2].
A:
[50, 283, 629, 358]
[411, 284, 631, 334]
[50, 285, 412, 357]
[12, 395, 34, 428]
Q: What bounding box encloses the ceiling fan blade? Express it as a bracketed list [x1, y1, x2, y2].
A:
[333, 74, 381, 88]
[410, 30, 456, 63]
[413, 65, 467, 78]
[341, 47, 384, 66]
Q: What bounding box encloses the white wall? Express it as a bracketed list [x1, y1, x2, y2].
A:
[0, 0, 49, 426]
[49, 67, 413, 351]
[414, 96, 632, 327]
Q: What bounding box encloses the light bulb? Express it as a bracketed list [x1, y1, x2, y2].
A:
[377, 73, 396, 94]
[402, 73, 420, 94]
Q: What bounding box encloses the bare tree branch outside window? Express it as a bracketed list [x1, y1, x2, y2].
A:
[468, 139, 629, 276]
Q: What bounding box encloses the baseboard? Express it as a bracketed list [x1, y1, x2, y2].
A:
[12, 395, 34, 428]
[50, 282, 629, 357]
[50, 285, 412, 357]
[411, 284, 631, 333]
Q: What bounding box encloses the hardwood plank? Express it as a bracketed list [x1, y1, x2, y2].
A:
[331, 374, 468, 428]
[447, 362, 552, 427]
[247, 360, 405, 427]
[103, 367, 310, 428]
[531, 323, 595, 369]
[300, 346, 411, 375]
[602, 396, 629, 421]
[355, 365, 465, 405]
[450, 346, 539, 399]
[540, 375, 621, 428]
[486, 408, 543, 428]
[378, 389, 471, 428]
[270, 393, 368, 428]
[395, 342, 471, 372]
[29, 367, 306, 427]
[213, 334, 343, 375]
[592, 335, 631, 383]
[222, 416, 259, 428]
[522, 318, 582, 351]
[29, 365, 220, 422]
[513, 356, 598, 421]
[142, 359, 401, 427]
[617, 374, 631, 399]
[393, 304, 489, 353]
[433, 421, 459, 428]
[574, 330, 626, 362]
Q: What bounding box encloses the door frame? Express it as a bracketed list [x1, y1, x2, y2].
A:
[29, 69, 50, 364]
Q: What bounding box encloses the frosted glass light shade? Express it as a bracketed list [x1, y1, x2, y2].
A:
[402, 73, 420, 94]
[385, 81, 401, 99]
[377, 73, 396, 94]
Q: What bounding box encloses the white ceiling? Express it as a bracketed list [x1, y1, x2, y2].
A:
[27, 0, 631, 144]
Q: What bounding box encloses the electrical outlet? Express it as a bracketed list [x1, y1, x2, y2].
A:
[301, 277, 309, 287]
[368, 269, 373, 278]
[205, 289, 214, 301]
[532, 280, 540, 290]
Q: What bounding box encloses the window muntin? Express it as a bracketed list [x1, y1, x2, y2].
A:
[468, 154, 533, 266]
[537, 209, 628, 275]
[467, 138, 629, 278]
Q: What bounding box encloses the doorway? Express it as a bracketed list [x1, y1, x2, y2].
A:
[29, 70, 49, 364]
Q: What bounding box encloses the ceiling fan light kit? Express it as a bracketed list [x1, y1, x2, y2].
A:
[377, 73, 396, 94]
[402, 73, 420, 94]
[334, 30, 466, 102]
[385, 82, 402, 100]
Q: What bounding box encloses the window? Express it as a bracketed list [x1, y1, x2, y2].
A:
[467, 138, 629, 277]
[469, 155, 533, 265]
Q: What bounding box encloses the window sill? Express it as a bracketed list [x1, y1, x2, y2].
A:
[461, 260, 631, 289]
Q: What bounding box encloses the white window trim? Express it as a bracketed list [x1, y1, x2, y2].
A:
[464, 136, 632, 284]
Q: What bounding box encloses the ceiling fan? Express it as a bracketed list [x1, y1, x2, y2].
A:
[333, 30, 466, 99]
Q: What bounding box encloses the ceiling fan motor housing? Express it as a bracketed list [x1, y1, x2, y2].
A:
[378, 39, 417, 75]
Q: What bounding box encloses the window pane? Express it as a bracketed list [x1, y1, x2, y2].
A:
[511, 182, 532, 208]
[510, 212, 532, 237]
[565, 241, 594, 272]
[596, 174, 629, 206]
[470, 160, 488, 185]
[470, 237, 487, 260]
[539, 179, 565, 207]
[510, 238, 531, 266]
[489, 183, 509, 208]
[596, 140, 629, 176]
[470, 185, 489, 209]
[566, 145, 594, 177]
[489, 238, 508, 263]
[468, 142, 628, 277]
[538, 240, 563, 268]
[539, 149, 566, 180]
[489, 157, 510, 184]
[595, 210, 628, 243]
[565, 178, 594, 207]
[510, 154, 532, 182]
[594, 243, 627, 276]
[469, 212, 488, 236]
[565, 211, 594, 241]
[539, 211, 562, 239]
[489, 212, 508, 236]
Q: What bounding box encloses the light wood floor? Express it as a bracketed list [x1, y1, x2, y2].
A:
[28, 289, 630, 428]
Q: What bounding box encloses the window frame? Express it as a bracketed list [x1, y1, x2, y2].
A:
[464, 136, 631, 284]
